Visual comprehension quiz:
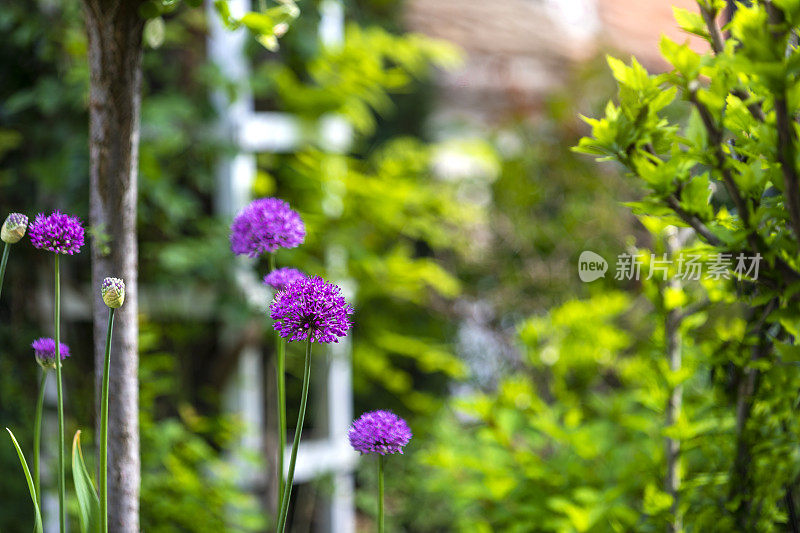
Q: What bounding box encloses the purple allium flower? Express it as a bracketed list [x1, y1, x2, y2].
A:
[269, 276, 353, 343]
[230, 198, 305, 258]
[32, 337, 70, 369]
[1, 213, 28, 244]
[101, 277, 125, 309]
[348, 410, 412, 455]
[263, 267, 307, 291]
[29, 211, 85, 255]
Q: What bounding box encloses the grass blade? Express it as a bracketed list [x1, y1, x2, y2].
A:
[72, 430, 100, 533]
[6, 428, 43, 533]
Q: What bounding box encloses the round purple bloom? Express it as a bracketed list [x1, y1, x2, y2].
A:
[29, 211, 85, 255]
[263, 267, 307, 291]
[32, 337, 70, 369]
[348, 410, 412, 455]
[230, 197, 305, 258]
[269, 276, 353, 343]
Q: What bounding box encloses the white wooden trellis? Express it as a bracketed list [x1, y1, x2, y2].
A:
[206, 1, 357, 532]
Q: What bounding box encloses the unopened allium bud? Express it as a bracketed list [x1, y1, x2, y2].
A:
[1, 213, 28, 244]
[101, 277, 125, 308]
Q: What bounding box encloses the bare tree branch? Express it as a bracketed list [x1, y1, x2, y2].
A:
[688, 91, 755, 230]
[773, 94, 800, 240]
[730, 298, 778, 525]
[699, 3, 766, 122]
[666, 196, 723, 246]
[699, 3, 725, 54]
[763, 1, 800, 242]
[685, 91, 800, 282]
[664, 230, 684, 533]
[674, 298, 711, 323]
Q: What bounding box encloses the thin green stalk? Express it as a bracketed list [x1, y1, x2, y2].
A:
[378, 454, 385, 533]
[33, 370, 48, 506]
[0, 242, 9, 302]
[276, 339, 312, 532]
[269, 253, 287, 509]
[54, 254, 65, 533]
[99, 308, 115, 533]
[276, 337, 286, 504]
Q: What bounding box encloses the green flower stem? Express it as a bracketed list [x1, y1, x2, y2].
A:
[276, 337, 286, 503]
[33, 369, 48, 506]
[0, 242, 9, 302]
[378, 454, 385, 533]
[276, 339, 312, 533]
[269, 253, 288, 510]
[54, 254, 65, 533]
[99, 307, 115, 533]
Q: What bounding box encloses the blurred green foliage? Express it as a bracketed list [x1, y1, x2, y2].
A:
[330, 53, 643, 530]
[139, 321, 267, 532]
[264, 24, 460, 134]
[424, 293, 651, 532]
[339, 1, 800, 531]
[572, 1, 800, 530]
[1, 0, 517, 530]
[414, 246, 740, 531]
[13, 0, 783, 531]
[213, 0, 299, 51]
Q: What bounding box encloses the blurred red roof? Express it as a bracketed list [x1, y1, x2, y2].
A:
[598, 0, 708, 67]
[404, 0, 710, 121]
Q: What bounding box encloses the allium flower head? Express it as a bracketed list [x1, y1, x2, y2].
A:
[263, 267, 307, 291]
[1, 213, 28, 244]
[269, 276, 353, 343]
[32, 337, 70, 369]
[230, 197, 305, 258]
[29, 211, 85, 255]
[348, 410, 412, 455]
[101, 277, 125, 308]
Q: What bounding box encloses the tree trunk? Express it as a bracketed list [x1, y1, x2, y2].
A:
[664, 231, 683, 533]
[83, 1, 144, 530]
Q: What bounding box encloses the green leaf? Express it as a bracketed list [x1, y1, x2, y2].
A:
[681, 172, 712, 217]
[216, 2, 298, 50]
[773, 0, 800, 23]
[664, 286, 688, 310]
[607, 55, 631, 86]
[697, 0, 727, 13]
[643, 483, 674, 515]
[660, 36, 701, 79]
[138, 0, 162, 19]
[213, 0, 241, 30]
[650, 86, 678, 112]
[240, 12, 278, 34]
[6, 428, 43, 533]
[684, 108, 708, 149]
[72, 430, 100, 533]
[673, 7, 709, 39]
